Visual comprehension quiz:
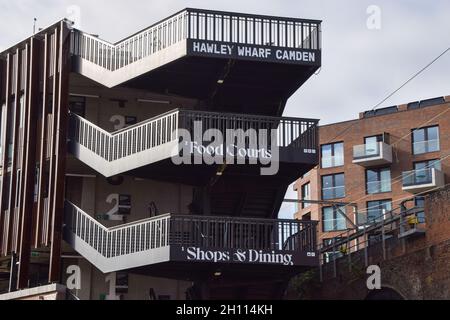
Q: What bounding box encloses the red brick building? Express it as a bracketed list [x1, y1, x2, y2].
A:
[294, 96, 450, 253]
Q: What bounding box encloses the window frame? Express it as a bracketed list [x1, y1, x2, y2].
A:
[301, 182, 311, 209]
[366, 199, 392, 223]
[412, 125, 440, 155]
[320, 142, 344, 169]
[322, 206, 347, 232]
[321, 173, 346, 200]
[365, 167, 392, 195]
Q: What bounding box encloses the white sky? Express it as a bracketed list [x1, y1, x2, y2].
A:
[1, 0, 449, 218]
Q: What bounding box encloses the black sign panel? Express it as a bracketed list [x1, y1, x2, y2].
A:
[170, 246, 318, 267]
[187, 39, 321, 66]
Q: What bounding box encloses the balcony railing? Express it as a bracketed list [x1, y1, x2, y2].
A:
[322, 186, 345, 200]
[403, 168, 439, 187]
[70, 8, 321, 71]
[412, 140, 440, 155]
[64, 201, 318, 263]
[170, 215, 317, 252]
[353, 143, 382, 159]
[69, 109, 319, 163]
[321, 156, 344, 169]
[353, 142, 393, 166]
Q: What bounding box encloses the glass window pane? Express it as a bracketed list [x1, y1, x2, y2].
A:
[322, 174, 345, 200]
[413, 129, 425, 154]
[334, 143, 344, 166]
[335, 207, 347, 230]
[321, 144, 332, 168]
[323, 207, 333, 232]
[380, 169, 392, 192]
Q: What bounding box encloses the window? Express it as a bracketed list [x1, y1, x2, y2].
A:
[321, 142, 344, 168]
[301, 183, 311, 209]
[322, 173, 345, 200]
[366, 168, 391, 194]
[367, 200, 392, 223]
[322, 206, 347, 232]
[412, 126, 440, 155]
[415, 197, 426, 224]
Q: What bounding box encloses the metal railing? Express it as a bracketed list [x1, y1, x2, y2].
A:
[171, 215, 317, 252]
[179, 110, 319, 150]
[318, 205, 426, 280]
[64, 201, 318, 259]
[69, 109, 319, 162]
[70, 8, 321, 71]
[69, 110, 180, 162]
[64, 201, 171, 258]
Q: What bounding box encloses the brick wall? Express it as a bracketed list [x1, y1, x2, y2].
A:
[288, 185, 450, 300]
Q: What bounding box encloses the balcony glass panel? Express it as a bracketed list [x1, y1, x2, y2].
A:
[353, 143, 381, 159]
[412, 140, 440, 155]
[403, 169, 434, 187]
[367, 200, 392, 223]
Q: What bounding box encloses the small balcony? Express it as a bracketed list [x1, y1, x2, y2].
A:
[402, 168, 445, 193]
[352, 142, 393, 167]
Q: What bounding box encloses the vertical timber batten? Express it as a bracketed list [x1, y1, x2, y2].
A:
[35, 34, 50, 248]
[46, 27, 59, 248]
[49, 21, 70, 283]
[16, 43, 30, 269]
[17, 37, 40, 289]
[6, 49, 22, 255]
[0, 55, 10, 255]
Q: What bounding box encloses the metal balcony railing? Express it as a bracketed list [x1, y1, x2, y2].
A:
[69, 109, 319, 163]
[70, 8, 321, 71]
[64, 201, 318, 260]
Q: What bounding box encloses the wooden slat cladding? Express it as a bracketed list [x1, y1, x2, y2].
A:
[0, 20, 71, 289]
[35, 34, 50, 248]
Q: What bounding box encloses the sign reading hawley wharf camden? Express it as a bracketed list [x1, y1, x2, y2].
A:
[187, 39, 321, 65]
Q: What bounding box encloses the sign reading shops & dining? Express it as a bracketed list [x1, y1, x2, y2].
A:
[170, 246, 318, 267]
[187, 39, 321, 65]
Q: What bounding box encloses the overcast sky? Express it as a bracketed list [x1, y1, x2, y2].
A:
[1, 0, 449, 218]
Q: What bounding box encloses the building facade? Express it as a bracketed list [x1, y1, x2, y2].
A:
[0, 9, 323, 300]
[295, 97, 450, 257]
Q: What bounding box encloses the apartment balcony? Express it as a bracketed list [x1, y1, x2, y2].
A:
[63, 201, 319, 277]
[402, 168, 445, 193]
[352, 142, 393, 167]
[70, 8, 322, 114]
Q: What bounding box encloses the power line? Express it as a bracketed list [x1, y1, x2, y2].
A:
[296, 45, 450, 221]
[324, 45, 450, 143]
